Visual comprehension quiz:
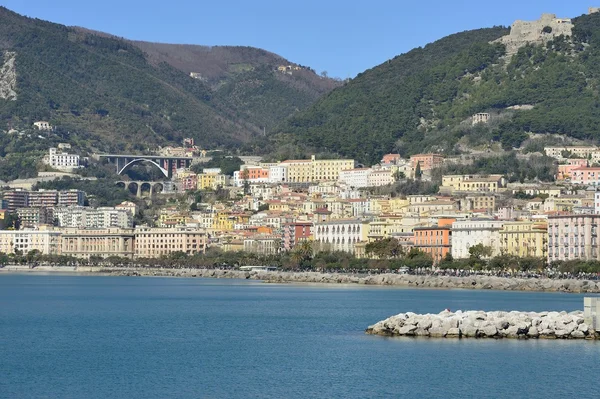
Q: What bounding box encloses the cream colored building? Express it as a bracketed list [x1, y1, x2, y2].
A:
[544, 146, 598, 159]
[314, 219, 369, 254]
[282, 155, 355, 183]
[441, 174, 505, 194]
[0, 227, 61, 255]
[134, 226, 206, 258]
[60, 227, 135, 259]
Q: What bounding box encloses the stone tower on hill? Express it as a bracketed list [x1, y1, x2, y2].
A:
[494, 13, 573, 57]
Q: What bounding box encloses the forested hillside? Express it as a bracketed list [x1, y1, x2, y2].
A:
[0, 7, 337, 154]
[274, 12, 600, 164]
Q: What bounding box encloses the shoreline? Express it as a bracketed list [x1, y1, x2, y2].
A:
[2, 265, 600, 293]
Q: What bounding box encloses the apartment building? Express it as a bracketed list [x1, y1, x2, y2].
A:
[134, 226, 206, 258]
[16, 207, 54, 228]
[547, 214, 600, 263]
[0, 226, 62, 255]
[451, 219, 504, 259]
[53, 206, 133, 229]
[367, 169, 394, 187]
[314, 219, 369, 254]
[413, 219, 455, 263]
[339, 168, 371, 188]
[283, 221, 313, 250]
[2, 190, 85, 212]
[499, 221, 548, 258]
[571, 167, 600, 185]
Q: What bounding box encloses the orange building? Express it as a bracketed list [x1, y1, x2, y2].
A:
[381, 154, 401, 164]
[242, 167, 270, 180]
[413, 218, 455, 263]
[410, 153, 444, 171]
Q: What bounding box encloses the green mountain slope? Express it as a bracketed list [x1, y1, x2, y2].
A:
[274, 12, 600, 164]
[0, 7, 338, 153]
[127, 40, 341, 134]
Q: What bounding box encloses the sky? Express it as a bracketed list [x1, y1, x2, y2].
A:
[2, 0, 595, 78]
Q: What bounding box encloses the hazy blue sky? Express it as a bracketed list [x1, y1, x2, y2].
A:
[2, 0, 594, 78]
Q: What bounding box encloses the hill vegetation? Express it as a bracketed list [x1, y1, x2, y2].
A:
[0, 7, 338, 155]
[273, 12, 600, 164]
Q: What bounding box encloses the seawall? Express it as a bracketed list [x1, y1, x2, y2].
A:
[2, 266, 600, 293]
[366, 310, 599, 339]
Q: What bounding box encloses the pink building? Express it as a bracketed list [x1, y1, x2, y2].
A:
[558, 159, 588, 180]
[547, 214, 600, 263]
[571, 167, 600, 185]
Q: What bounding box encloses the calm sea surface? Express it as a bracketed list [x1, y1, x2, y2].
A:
[1, 274, 599, 399]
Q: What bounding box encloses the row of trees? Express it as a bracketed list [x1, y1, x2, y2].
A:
[4, 241, 600, 276]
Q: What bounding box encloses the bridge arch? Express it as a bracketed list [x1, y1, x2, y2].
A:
[118, 159, 169, 178]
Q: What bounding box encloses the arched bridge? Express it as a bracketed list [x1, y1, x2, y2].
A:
[116, 181, 166, 197]
[99, 154, 194, 179]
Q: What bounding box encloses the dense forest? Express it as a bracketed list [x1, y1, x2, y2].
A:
[273, 12, 600, 164]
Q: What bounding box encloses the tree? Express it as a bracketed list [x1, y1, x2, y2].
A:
[414, 162, 422, 180]
[468, 244, 492, 259]
[365, 238, 404, 259]
[291, 241, 314, 268]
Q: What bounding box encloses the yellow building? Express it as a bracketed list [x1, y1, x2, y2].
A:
[197, 173, 228, 190]
[499, 221, 547, 258]
[282, 155, 355, 183]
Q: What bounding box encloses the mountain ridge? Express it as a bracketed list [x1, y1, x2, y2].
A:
[0, 7, 340, 153]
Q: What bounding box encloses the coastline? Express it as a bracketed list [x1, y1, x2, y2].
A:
[2, 265, 600, 293]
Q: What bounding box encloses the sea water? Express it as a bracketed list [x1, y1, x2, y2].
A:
[1, 274, 598, 398]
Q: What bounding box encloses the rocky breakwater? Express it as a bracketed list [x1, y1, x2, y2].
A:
[366, 310, 599, 340]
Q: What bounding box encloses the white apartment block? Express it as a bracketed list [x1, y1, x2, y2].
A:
[314, 219, 367, 254]
[268, 165, 288, 183]
[0, 228, 61, 255]
[54, 206, 133, 229]
[43, 148, 80, 171]
[339, 168, 371, 188]
[451, 219, 504, 259]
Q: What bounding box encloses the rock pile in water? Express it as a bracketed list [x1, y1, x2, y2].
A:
[366, 310, 599, 339]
